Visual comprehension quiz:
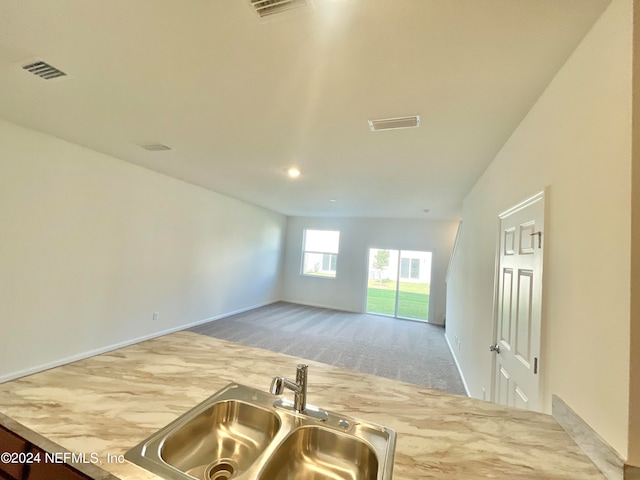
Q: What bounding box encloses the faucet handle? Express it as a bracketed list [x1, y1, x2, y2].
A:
[270, 376, 285, 395]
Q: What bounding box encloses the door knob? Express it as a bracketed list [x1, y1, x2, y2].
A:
[489, 344, 500, 354]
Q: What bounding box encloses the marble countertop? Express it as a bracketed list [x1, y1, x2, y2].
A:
[0, 331, 605, 479]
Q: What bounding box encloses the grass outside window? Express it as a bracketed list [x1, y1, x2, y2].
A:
[366, 280, 430, 320]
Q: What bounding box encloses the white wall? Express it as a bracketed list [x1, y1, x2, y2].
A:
[0, 119, 286, 382]
[282, 216, 459, 324]
[446, 0, 632, 459]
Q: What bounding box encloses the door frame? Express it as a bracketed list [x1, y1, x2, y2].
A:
[489, 189, 547, 409]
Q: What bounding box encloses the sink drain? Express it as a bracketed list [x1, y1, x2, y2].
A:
[205, 459, 239, 480]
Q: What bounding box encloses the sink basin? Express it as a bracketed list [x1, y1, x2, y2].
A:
[161, 400, 280, 479]
[257, 426, 378, 480]
[125, 383, 396, 480]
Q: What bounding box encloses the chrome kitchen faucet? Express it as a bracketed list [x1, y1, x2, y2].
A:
[270, 364, 328, 421]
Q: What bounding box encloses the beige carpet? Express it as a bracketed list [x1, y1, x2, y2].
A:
[189, 302, 467, 396]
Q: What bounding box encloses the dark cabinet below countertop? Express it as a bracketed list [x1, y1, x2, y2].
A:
[0, 425, 92, 480]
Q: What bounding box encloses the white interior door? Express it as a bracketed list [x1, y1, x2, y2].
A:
[491, 192, 544, 411]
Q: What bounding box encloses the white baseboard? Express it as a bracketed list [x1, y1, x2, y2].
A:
[0, 300, 277, 384]
[444, 333, 470, 397]
[552, 395, 628, 480]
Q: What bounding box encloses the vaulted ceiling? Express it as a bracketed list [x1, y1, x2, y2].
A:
[0, 0, 611, 218]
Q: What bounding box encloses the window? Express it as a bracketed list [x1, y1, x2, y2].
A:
[400, 257, 421, 280]
[367, 249, 432, 321]
[301, 229, 340, 278]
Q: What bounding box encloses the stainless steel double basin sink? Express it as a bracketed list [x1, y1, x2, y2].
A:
[125, 383, 396, 480]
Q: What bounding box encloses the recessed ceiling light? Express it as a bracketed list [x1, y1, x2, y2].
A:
[288, 167, 301, 178]
[329, 199, 336, 202]
[423, 208, 430, 213]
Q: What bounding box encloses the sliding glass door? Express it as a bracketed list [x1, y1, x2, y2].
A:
[366, 248, 432, 321]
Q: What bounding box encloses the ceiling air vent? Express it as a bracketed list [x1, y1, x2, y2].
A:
[368, 115, 421, 132]
[250, 0, 307, 18]
[141, 144, 172, 151]
[22, 61, 66, 80]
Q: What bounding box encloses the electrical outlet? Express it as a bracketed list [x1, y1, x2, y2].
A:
[153, 312, 159, 321]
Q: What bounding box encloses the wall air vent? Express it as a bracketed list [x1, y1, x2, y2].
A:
[141, 144, 172, 151]
[368, 115, 421, 132]
[250, 0, 308, 18]
[22, 61, 66, 80]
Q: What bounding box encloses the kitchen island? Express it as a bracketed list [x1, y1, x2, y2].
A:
[0, 331, 605, 479]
